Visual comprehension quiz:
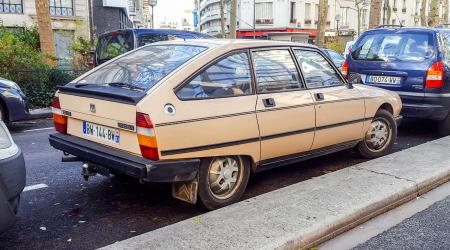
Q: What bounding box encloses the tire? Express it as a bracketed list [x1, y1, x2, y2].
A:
[357, 109, 397, 159]
[0, 106, 5, 122]
[437, 114, 450, 136]
[198, 156, 250, 210]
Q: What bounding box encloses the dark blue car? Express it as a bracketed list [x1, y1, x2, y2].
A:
[343, 27, 450, 135]
[95, 29, 214, 65]
[0, 77, 30, 124]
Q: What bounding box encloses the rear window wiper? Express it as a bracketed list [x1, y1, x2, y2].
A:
[106, 82, 145, 91]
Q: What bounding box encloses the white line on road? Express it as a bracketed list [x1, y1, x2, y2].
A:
[23, 127, 54, 133]
[23, 183, 49, 192]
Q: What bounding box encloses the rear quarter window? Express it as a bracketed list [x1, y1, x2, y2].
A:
[352, 32, 435, 62]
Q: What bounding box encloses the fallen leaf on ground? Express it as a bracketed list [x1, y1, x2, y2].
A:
[40, 227, 47, 231]
[68, 208, 81, 217]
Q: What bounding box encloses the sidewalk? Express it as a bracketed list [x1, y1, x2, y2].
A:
[29, 108, 52, 120]
[101, 136, 450, 250]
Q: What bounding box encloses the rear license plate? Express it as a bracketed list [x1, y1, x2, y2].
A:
[82, 121, 120, 144]
[367, 75, 401, 84]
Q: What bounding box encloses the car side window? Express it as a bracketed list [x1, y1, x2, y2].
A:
[176, 52, 252, 99]
[294, 50, 344, 88]
[252, 49, 301, 93]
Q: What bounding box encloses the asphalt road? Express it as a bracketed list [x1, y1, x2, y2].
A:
[354, 195, 450, 250]
[0, 118, 444, 250]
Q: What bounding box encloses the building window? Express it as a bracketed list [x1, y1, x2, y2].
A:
[361, 9, 368, 28]
[49, 0, 74, 16]
[128, 0, 135, 12]
[255, 2, 273, 24]
[0, 0, 23, 14]
[305, 3, 311, 22]
[340, 7, 349, 26]
[290, 2, 296, 23]
[315, 4, 319, 23]
[415, 0, 419, 15]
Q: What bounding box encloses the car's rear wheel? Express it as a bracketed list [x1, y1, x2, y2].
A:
[198, 156, 250, 210]
[357, 109, 397, 159]
[437, 114, 450, 136]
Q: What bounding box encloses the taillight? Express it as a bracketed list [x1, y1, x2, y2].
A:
[51, 97, 67, 134]
[342, 59, 349, 80]
[425, 61, 445, 89]
[136, 112, 159, 160]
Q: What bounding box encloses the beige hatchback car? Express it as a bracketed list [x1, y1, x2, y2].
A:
[49, 39, 402, 210]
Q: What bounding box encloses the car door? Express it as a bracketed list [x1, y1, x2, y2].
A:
[293, 48, 366, 150]
[252, 48, 316, 162]
[165, 51, 260, 162]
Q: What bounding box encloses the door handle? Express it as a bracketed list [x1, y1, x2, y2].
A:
[315, 93, 325, 101]
[263, 98, 276, 107]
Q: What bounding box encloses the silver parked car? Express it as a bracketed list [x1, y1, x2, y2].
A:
[0, 121, 25, 233]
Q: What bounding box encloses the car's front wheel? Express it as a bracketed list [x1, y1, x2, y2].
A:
[357, 109, 397, 159]
[198, 156, 250, 210]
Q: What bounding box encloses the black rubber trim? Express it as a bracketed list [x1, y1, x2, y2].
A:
[256, 139, 361, 172]
[155, 98, 367, 128]
[160, 117, 372, 156]
[160, 137, 260, 156]
[49, 133, 200, 182]
[156, 111, 256, 127]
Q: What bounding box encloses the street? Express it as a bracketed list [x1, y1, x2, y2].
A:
[0, 118, 443, 250]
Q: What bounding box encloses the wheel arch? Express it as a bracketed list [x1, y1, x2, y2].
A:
[0, 95, 9, 122]
[377, 103, 394, 115]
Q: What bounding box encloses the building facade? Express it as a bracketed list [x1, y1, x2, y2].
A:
[0, 0, 90, 65]
[92, 0, 133, 37]
[197, 0, 450, 40]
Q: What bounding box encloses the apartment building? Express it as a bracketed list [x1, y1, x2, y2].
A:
[197, 0, 450, 40]
[93, 0, 133, 36]
[128, 0, 150, 28]
[0, 0, 90, 65]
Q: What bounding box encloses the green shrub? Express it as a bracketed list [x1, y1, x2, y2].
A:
[0, 26, 82, 108]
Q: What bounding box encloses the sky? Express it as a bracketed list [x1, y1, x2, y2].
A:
[153, 0, 195, 28]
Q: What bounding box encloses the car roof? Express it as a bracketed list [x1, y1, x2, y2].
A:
[364, 26, 439, 34]
[99, 28, 213, 38]
[149, 39, 317, 50]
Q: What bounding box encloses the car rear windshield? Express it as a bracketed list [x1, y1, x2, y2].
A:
[352, 32, 435, 62]
[78, 45, 207, 91]
[96, 31, 134, 64]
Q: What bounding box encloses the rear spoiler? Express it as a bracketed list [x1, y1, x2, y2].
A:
[57, 84, 146, 104]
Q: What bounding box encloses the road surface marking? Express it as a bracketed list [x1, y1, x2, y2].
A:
[23, 183, 48, 192]
[23, 127, 54, 133]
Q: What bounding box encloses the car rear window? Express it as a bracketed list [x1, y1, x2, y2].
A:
[78, 45, 207, 91]
[352, 32, 435, 62]
[96, 31, 134, 64]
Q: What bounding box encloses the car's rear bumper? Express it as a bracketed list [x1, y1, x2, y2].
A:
[0, 150, 25, 233]
[399, 93, 450, 120]
[48, 133, 200, 183]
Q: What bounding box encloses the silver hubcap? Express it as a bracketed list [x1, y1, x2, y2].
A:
[208, 157, 241, 200]
[365, 118, 391, 152]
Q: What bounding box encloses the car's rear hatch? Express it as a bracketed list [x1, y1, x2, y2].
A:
[57, 87, 143, 155]
[348, 29, 437, 94]
[54, 44, 208, 157]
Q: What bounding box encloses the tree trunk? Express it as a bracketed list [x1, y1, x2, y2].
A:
[444, 0, 449, 23]
[369, 0, 383, 28]
[317, 0, 328, 47]
[220, 0, 225, 38]
[35, 0, 56, 66]
[229, 0, 237, 38]
[428, 0, 440, 27]
[385, 0, 391, 24]
[420, 0, 427, 26]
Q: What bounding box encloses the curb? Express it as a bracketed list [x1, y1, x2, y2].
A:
[29, 108, 52, 120]
[101, 136, 450, 250]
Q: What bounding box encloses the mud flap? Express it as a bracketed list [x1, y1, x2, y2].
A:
[172, 177, 199, 204]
